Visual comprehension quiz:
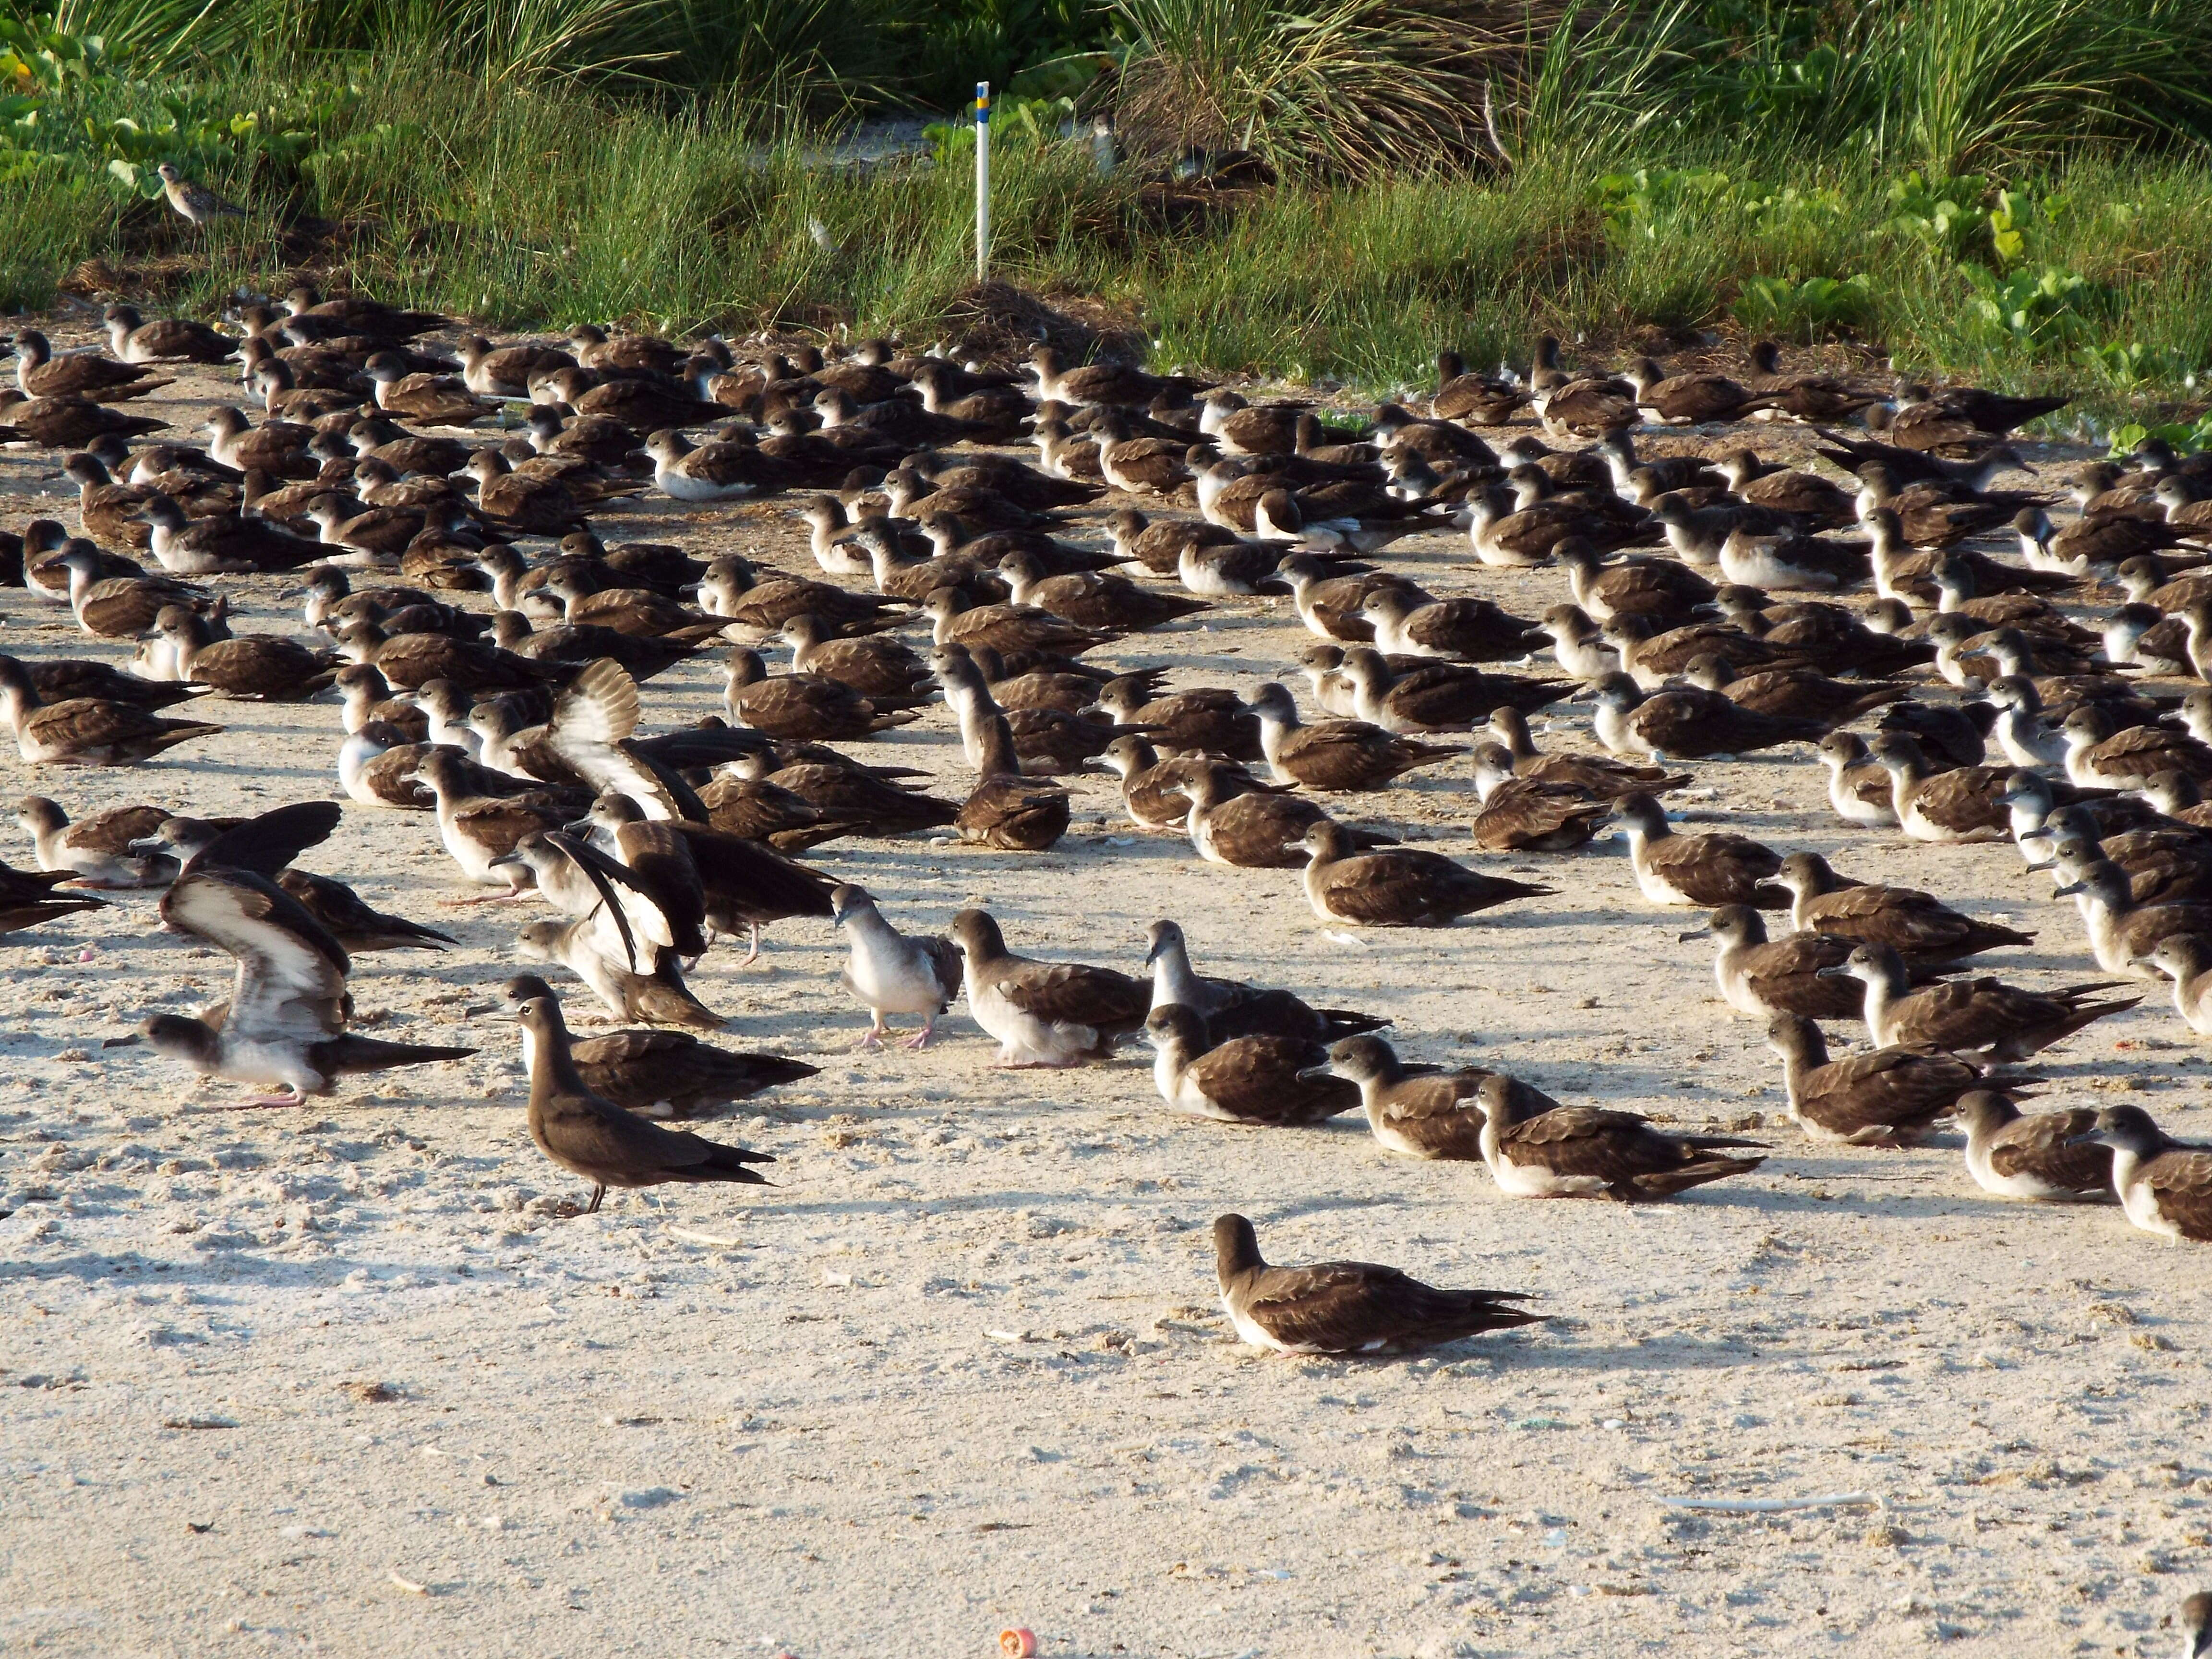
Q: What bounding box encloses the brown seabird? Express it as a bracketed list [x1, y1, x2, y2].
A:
[511, 983, 769, 1213]
[2068, 1106, 2212, 1243]
[1763, 851, 2032, 968]
[1688, 906, 1871, 1021]
[947, 909, 1148, 1068]
[1765, 1012, 2025, 1146]
[1143, 1008, 1358, 1125]
[1954, 1093, 2114, 1203]
[1306, 1033, 1559, 1161]
[0, 657, 222, 767]
[504, 975, 812, 1118]
[143, 866, 473, 1106]
[1476, 1077, 1766, 1201]
[1213, 1214, 1540, 1356]
[1143, 919, 1388, 1044]
[1299, 821, 1553, 927]
[1245, 683, 1456, 793]
[1614, 793, 1785, 909]
[1817, 941, 2138, 1061]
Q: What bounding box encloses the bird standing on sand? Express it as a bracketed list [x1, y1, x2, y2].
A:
[156, 162, 246, 225]
[831, 884, 961, 1050]
[511, 983, 773, 1214]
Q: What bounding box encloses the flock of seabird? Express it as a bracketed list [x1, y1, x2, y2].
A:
[3, 276, 2212, 1382]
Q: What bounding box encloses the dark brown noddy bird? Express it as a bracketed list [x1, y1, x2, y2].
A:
[514, 980, 773, 1213]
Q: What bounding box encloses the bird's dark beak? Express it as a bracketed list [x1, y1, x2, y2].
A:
[1813, 964, 1850, 980]
[1675, 928, 1706, 943]
[2049, 880, 2083, 897]
[487, 852, 519, 868]
[1142, 940, 1162, 966]
[2062, 1129, 2114, 1150]
[1294, 1065, 1335, 1082]
[829, 907, 854, 926]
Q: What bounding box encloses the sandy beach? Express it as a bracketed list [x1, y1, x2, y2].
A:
[1, 325, 2207, 1658]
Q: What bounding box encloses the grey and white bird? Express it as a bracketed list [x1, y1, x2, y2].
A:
[830, 884, 961, 1050]
[142, 865, 473, 1105]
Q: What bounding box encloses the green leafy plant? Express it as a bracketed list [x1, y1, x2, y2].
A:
[1960, 262, 2109, 348]
[2108, 413, 2212, 457]
[1734, 271, 1874, 339]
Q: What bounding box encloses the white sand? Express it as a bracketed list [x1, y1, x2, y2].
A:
[1, 332, 2207, 1658]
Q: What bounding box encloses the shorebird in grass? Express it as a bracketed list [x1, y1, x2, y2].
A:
[156, 162, 246, 226]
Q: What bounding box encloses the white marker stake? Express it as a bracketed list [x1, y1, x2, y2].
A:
[975, 81, 991, 283]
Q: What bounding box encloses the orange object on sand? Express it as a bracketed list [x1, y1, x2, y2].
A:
[998, 1629, 1037, 1657]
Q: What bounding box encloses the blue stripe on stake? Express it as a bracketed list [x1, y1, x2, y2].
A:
[975, 80, 991, 282]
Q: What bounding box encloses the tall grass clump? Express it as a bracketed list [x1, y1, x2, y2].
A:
[1109, 0, 1534, 179]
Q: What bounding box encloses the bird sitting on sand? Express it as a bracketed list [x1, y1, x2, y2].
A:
[1142, 1007, 1358, 1125]
[948, 908, 1149, 1067]
[1213, 1214, 1542, 1356]
[2068, 1106, 2212, 1244]
[1475, 1076, 1767, 1202]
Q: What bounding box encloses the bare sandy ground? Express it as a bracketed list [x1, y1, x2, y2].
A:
[1, 326, 2207, 1658]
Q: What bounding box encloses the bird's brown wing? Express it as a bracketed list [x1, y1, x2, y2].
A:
[27, 699, 176, 752]
[1814, 1046, 1977, 1130]
[162, 869, 349, 1040]
[991, 960, 1148, 1028]
[1987, 1109, 2109, 1192]
[673, 826, 835, 919]
[1241, 1261, 1416, 1348]
[1316, 850, 1481, 923]
[1808, 885, 1966, 954]
[2145, 1149, 2212, 1236]
[1502, 1107, 1679, 1181]
[537, 1089, 770, 1180]
[1183, 1037, 1348, 1121]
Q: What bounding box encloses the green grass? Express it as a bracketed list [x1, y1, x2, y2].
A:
[4, 5, 2211, 421]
